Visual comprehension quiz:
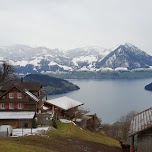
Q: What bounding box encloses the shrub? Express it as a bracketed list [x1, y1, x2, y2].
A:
[32, 119, 38, 128]
[52, 119, 58, 129]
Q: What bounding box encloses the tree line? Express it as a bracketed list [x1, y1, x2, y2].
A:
[101, 111, 136, 142]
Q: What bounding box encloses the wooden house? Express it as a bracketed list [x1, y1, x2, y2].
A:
[73, 113, 101, 131]
[129, 107, 152, 152]
[44, 96, 84, 120]
[0, 81, 44, 128]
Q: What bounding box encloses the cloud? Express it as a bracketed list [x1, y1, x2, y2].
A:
[0, 0, 152, 53]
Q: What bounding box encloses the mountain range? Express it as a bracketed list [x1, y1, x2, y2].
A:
[0, 43, 152, 75]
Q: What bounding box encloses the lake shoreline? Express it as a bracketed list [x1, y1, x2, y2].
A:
[48, 78, 152, 124]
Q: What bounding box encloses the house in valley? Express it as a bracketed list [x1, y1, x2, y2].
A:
[129, 107, 152, 152]
[73, 113, 101, 131]
[43, 96, 101, 131]
[0, 81, 45, 128]
[43, 96, 84, 120]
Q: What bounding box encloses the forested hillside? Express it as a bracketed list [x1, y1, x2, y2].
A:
[24, 74, 80, 95]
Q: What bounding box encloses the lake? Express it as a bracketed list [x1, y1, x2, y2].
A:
[48, 78, 152, 124]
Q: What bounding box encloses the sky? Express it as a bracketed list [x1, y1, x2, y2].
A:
[0, 0, 152, 54]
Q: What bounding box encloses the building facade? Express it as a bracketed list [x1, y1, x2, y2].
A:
[0, 81, 44, 128]
[129, 107, 152, 152]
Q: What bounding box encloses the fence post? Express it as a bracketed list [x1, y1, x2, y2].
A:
[7, 128, 8, 137]
[22, 127, 23, 136]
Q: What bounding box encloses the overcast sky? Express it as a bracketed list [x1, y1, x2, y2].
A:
[0, 0, 152, 53]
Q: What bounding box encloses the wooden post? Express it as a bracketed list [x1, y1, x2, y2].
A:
[130, 135, 134, 152]
[22, 127, 23, 136]
[31, 119, 32, 134]
[7, 128, 8, 137]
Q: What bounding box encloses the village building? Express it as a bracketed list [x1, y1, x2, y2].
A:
[42, 96, 101, 131]
[73, 112, 101, 131]
[0, 80, 100, 133]
[0, 81, 45, 128]
[43, 96, 84, 120]
[129, 107, 152, 152]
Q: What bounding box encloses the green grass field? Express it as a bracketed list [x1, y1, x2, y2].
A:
[0, 140, 53, 152]
[49, 122, 120, 147]
[0, 122, 120, 152]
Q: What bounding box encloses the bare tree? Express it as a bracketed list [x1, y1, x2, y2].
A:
[102, 111, 136, 142]
[0, 62, 17, 82]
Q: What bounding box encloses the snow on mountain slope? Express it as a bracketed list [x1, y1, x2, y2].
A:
[1, 43, 152, 74]
[67, 46, 111, 68]
[72, 55, 97, 66]
[67, 46, 110, 58]
[96, 43, 152, 70]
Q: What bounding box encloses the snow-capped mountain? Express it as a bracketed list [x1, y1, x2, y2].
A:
[96, 43, 152, 70]
[0, 43, 152, 74]
[0, 44, 72, 73]
[66, 46, 111, 70]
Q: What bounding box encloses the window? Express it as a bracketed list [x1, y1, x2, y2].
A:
[1, 103, 5, 109]
[9, 103, 14, 109]
[17, 92, 22, 99]
[9, 93, 14, 99]
[18, 103, 22, 109]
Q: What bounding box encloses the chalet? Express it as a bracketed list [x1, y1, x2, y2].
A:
[129, 107, 152, 152]
[73, 113, 101, 131]
[43, 96, 84, 120]
[0, 81, 45, 128]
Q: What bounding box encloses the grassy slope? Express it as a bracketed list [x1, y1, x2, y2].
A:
[49, 122, 120, 147]
[0, 140, 53, 152]
[0, 122, 120, 152]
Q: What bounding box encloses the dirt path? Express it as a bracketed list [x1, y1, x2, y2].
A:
[61, 137, 124, 152]
[11, 135, 124, 152]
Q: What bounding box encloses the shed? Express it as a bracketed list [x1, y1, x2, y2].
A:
[73, 113, 101, 131]
[0, 125, 13, 136]
[0, 111, 35, 128]
[129, 107, 152, 152]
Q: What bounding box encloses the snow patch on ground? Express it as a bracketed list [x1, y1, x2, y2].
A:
[12, 127, 49, 136]
[60, 119, 76, 125]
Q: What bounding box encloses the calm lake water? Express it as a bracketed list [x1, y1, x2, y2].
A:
[48, 78, 152, 124]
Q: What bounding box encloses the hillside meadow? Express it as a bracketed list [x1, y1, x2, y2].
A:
[0, 122, 123, 152]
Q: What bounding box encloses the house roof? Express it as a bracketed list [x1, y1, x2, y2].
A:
[45, 96, 84, 110]
[82, 115, 93, 120]
[85, 111, 96, 116]
[0, 84, 40, 103]
[73, 115, 93, 122]
[129, 107, 152, 136]
[25, 89, 39, 102]
[0, 111, 35, 119]
[0, 81, 44, 103]
[0, 81, 41, 92]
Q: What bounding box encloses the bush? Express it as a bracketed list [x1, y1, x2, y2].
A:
[52, 119, 58, 129]
[32, 119, 38, 128]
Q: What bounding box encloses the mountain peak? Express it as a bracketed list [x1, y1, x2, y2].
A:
[124, 43, 135, 48]
[115, 43, 147, 56]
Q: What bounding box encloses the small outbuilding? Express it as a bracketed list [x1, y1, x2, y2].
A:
[129, 107, 152, 152]
[0, 111, 35, 128]
[73, 113, 101, 131]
